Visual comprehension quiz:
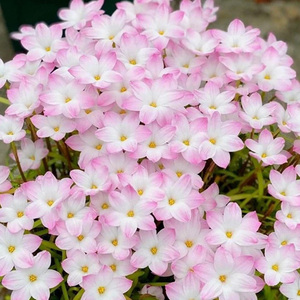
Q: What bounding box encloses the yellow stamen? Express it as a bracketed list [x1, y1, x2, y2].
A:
[148, 141, 156, 148]
[111, 239, 118, 246]
[158, 163, 164, 170]
[183, 140, 190, 146]
[47, 200, 54, 206]
[109, 35, 114, 40]
[287, 213, 292, 218]
[117, 169, 123, 173]
[85, 109, 92, 114]
[95, 144, 102, 150]
[102, 203, 109, 209]
[185, 240, 193, 248]
[67, 212, 74, 218]
[77, 235, 84, 241]
[119, 109, 126, 114]
[264, 74, 271, 80]
[272, 264, 279, 271]
[149, 101, 157, 107]
[137, 189, 144, 196]
[91, 184, 98, 189]
[98, 286, 106, 294]
[280, 191, 286, 196]
[261, 153, 267, 158]
[94, 75, 101, 81]
[281, 240, 287, 246]
[127, 210, 134, 217]
[110, 264, 117, 271]
[219, 275, 226, 282]
[150, 247, 158, 255]
[17, 211, 24, 218]
[176, 171, 182, 178]
[297, 290, 300, 296]
[29, 155, 35, 161]
[226, 231, 233, 238]
[8, 246, 15, 253]
[81, 266, 89, 273]
[183, 63, 189, 68]
[209, 105, 217, 110]
[120, 87, 127, 93]
[120, 135, 127, 141]
[65, 97, 71, 103]
[168, 198, 175, 206]
[158, 30, 165, 35]
[29, 274, 37, 282]
[45, 46, 51, 52]
[129, 59, 136, 65]
[7, 131, 14, 135]
[209, 138, 216, 145]
[54, 127, 59, 132]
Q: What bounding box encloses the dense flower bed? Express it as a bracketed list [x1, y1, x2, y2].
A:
[0, 0, 300, 299]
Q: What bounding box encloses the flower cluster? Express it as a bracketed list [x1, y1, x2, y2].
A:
[0, 0, 300, 299]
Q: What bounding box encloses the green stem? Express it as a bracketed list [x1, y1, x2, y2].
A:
[10, 141, 27, 182]
[0, 96, 10, 105]
[41, 240, 60, 251]
[73, 289, 84, 300]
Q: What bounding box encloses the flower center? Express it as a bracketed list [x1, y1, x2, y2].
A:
[272, 264, 279, 271]
[150, 247, 158, 255]
[120, 87, 127, 93]
[45, 46, 51, 52]
[148, 141, 156, 148]
[102, 203, 109, 209]
[168, 198, 176, 206]
[287, 213, 292, 218]
[149, 101, 157, 108]
[29, 155, 35, 161]
[226, 231, 233, 238]
[77, 235, 84, 241]
[91, 184, 98, 189]
[158, 30, 165, 35]
[67, 212, 74, 218]
[209, 138, 216, 145]
[81, 266, 89, 273]
[183, 140, 190, 146]
[95, 144, 102, 150]
[120, 135, 127, 142]
[94, 75, 101, 81]
[29, 274, 37, 282]
[85, 109, 92, 114]
[98, 286, 106, 294]
[185, 240, 193, 248]
[219, 275, 226, 283]
[129, 59, 136, 65]
[127, 210, 134, 217]
[47, 200, 54, 206]
[54, 126, 60, 132]
[261, 153, 267, 158]
[264, 74, 271, 80]
[281, 240, 287, 246]
[8, 245, 15, 253]
[176, 171, 182, 178]
[17, 211, 24, 218]
[209, 105, 217, 110]
[7, 131, 14, 135]
[111, 239, 118, 246]
[110, 264, 117, 272]
[65, 97, 71, 103]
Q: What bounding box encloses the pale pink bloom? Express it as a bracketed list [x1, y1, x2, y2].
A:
[31, 114, 76, 141]
[212, 19, 260, 53]
[58, 0, 104, 30]
[5, 83, 41, 118]
[166, 276, 202, 300]
[164, 209, 210, 258]
[98, 254, 137, 277]
[11, 25, 35, 41]
[276, 79, 300, 104]
[83, 9, 133, 48]
[131, 122, 176, 162]
[276, 202, 300, 230]
[153, 174, 203, 222]
[268, 166, 300, 205]
[0, 224, 41, 275]
[0, 58, 24, 88]
[195, 81, 236, 115]
[198, 112, 244, 168]
[273, 102, 292, 133]
[55, 219, 101, 254]
[0, 188, 33, 233]
[70, 159, 111, 196]
[239, 92, 276, 129]
[21, 23, 65, 62]
[124, 76, 186, 126]
[81, 266, 132, 300]
[164, 42, 206, 74]
[161, 156, 205, 189]
[56, 190, 96, 236]
[13, 138, 48, 172]
[0, 115, 26, 144]
[286, 104, 300, 134]
[0, 166, 12, 192]
[182, 29, 219, 56]
[280, 274, 300, 300]
[95, 111, 151, 153]
[137, 4, 185, 50]
[255, 46, 296, 92]
[256, 245, 300, 286]
[199, 182, 230, 213]
[127, 165, 165, 203]
[105, 185, 157, 237]
[66, 126, 107, 169]
[140, 284, 164, 300]
[62, 250, 101, 286]
[268, 221, 300, 250]
[199, 247, 259, 299]
[69, 52, 122, 89]
[171, 245, 208, 281]
[2, 251, 63, 300]
[219, 52, 264, 82]
[23, 172, 73, 229]
[245, 129, 288, 166]
[117, 32, 159, 70]
[97, 153, 138, 189]
[205, 203, 262, 256]
[97, 224, 138, 260]
[90, 192, 113, 221]
[40, 74, 86, 118]
[131, 228, 179, 275]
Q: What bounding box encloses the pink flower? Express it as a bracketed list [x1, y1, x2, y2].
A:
[81, 266, 132, 300]
[0, 115, 26, 144]
[131, 228, 179, 275]
[2, 251, 63, 300]
[0, 166, 12, 192]
[198, 112, 244, 168]
[280, 274, 300, 300]
[245, 129, 288, 166]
